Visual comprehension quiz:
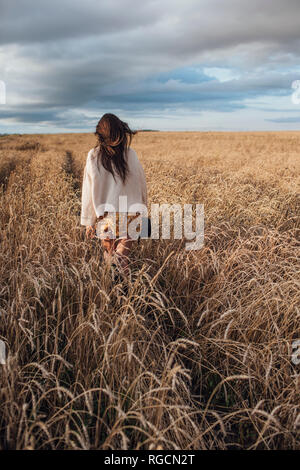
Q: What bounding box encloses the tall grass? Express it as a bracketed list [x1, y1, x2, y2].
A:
[0, 132, 299, 449]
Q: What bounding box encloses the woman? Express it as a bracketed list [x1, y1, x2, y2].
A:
[80, 113, 147, 276]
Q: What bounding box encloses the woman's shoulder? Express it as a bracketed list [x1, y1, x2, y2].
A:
[87, 146, 100, 163]
[85, 147, 99, 173]
[87, 146, 98, 159]
[127, 147, 138, 161]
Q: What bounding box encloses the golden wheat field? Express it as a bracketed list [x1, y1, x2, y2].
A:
[0, 131, 299, 450]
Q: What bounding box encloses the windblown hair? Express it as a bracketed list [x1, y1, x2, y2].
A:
[94, 113, 136, 183]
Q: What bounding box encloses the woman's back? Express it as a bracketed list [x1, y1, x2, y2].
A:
[81, 145, 147, 225]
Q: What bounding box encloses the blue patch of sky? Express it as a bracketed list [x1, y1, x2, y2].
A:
[155, 66, 214, 84]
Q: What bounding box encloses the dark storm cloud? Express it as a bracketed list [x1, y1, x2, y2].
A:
[267, 116, 300, 123]
[0, 0, 163, 45]
[0, 0, 300, 130]
[1, 0, 300, 57]
[1, 68, 293, 127]
[96, 70, 294, 108]
[0, 108, 61, 123]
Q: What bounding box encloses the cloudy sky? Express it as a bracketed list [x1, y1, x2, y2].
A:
[1, 0, 300, 133]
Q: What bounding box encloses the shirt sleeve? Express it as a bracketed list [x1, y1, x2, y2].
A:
[137, 160, 147, 207]
[141, 166, 148, 206]
[80, 152, 97, 226]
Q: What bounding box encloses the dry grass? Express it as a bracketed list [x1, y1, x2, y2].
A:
[0, 131, 299, 450]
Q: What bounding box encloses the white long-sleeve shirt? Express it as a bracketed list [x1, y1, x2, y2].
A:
[80, 146, 148, 226]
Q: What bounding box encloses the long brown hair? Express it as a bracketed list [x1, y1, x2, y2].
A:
[94, 113, 136, 183]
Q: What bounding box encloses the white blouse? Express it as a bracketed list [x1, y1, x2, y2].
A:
[80, 146, 148, 226]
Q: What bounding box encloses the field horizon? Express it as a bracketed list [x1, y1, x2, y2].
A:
[3, 129, 300, 136]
